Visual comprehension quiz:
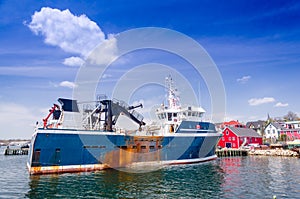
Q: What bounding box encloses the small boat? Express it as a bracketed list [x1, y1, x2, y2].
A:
[27, 76, 222, 174]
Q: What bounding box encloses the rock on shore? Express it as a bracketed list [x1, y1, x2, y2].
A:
[249, 149, 299, 157]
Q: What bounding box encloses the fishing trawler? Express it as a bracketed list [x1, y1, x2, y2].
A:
[27, 76, 222, 174]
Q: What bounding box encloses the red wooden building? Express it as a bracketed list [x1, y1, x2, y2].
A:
[218, 126, 263, 149]
[217, 120, 246, 130]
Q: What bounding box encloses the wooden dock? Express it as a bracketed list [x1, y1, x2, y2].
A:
[4, 148, 29, 155]
[216, 148, 249, 157]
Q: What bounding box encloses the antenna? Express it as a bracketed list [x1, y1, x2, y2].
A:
[165, 75, 181, 109]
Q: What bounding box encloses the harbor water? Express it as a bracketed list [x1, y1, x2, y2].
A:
[1, 146, 300, 199]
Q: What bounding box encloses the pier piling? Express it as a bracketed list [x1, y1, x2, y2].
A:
[215, 149, 249, 157]
[4, 148, 29, 155]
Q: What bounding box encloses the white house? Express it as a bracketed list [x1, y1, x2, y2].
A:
[264, 122, 286, 141]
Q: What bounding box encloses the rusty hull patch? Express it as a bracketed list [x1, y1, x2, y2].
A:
[102, 136, 163, 168]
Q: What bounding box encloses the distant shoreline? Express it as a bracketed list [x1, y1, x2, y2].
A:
[0, 139, 31, 146]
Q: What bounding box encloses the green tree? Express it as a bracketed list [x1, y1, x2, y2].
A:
[279, 134, 287, 142]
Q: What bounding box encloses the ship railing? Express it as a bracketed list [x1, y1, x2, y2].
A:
[112, 98, 129, 110]
[57, 111, 82, 129]
[96, 94, 107, 101]
[82, 104, 94, 113]
[78, 101, 105, 130]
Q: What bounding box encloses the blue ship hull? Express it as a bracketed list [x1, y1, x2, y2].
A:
[27, 122, 221, 174]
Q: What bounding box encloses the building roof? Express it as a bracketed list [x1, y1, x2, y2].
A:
[269, 122, 287, 130]
[285, 120, 300, 124]
[227, 127, 262, 138]
[221, 120, 245, 128]
[223, 120, 242, 126]
[246, 120, 265, 129]
[281, 128, 300, 132]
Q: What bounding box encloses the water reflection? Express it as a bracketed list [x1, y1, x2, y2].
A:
[218, 156, 300, 199]
[218, 157, 243, 195]
[26, 162, 224, 198]
[1, 154, 299, 198]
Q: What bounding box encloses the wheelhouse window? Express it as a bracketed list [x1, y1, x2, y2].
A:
[168, 113, 172, 121]
[158, 113, 166, 119]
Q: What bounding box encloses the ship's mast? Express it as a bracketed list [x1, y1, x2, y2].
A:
[165, 75, 181, 109]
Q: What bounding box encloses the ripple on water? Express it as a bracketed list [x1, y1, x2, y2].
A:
[0, 149, 299, 199]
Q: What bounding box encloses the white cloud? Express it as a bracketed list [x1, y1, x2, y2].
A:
[27, 7, 105, 57]
[63, 56, 85, 67]
[248, 97, 275, 106]
[274, 102, 289, 107]
[0, 103, 42, 139]
[59, 81, 77, 89]
[237, 75, 251, 83]
[87, 36, 118, 65]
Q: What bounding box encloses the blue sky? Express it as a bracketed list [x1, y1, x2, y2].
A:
[1, 0, 300, 139]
